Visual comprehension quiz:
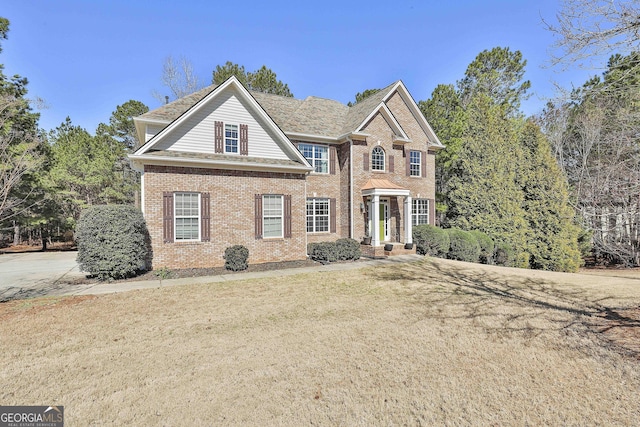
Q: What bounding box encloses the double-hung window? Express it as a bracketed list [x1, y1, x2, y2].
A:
[263, 195, 283, 238]
[409, 150, 421, 177]
[225, 124, 239, 154]
[174, 192, 200, 240]
[306, 198, 329, 233]
[299, 143, 329, 173]
[372, 146, 385, 171]
[412, 199, 430, 226]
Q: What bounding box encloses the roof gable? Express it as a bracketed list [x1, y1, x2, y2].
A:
[132, 77, 310, 169]
[133, 78, 443, 149]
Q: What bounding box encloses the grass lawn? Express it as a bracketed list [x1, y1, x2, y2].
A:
[1, 257, 639, 425]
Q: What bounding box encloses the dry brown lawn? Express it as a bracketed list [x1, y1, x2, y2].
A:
[1, 257, 640, 426]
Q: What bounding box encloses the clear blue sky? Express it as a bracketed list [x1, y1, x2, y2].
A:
[3, 0, 598, 134]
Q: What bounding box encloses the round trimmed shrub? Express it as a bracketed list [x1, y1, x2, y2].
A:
[469, 230, 494, 264]
[76, 205, 151, 280]
[413, 224, 450, 257]
[446, 228, 480, 262]
[308, 241, 337, 263]
[335, 238, 361, 260]
[224, 245, 249, 271]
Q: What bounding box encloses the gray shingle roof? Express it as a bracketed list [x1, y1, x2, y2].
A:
[138, 81, 401, 139]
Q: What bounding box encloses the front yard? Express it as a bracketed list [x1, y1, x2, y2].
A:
[1, 258, 639, 425]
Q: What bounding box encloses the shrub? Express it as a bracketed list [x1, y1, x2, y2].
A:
[335, 238, 361, 260]
[494, 241, 515, 266]
[446, 228, 480, 262]
[307, 241, 337, 263]
[413, 224, 450, 257]
[224, 245, 249, 271]
[76, 205, 151, 280]
[469, 230, 494, 264]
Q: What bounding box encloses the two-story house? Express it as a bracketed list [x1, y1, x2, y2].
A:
[129, 76, 444, 269]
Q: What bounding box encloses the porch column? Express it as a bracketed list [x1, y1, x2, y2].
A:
[371, 194, 380, 246]
[404, 195, 412, 244]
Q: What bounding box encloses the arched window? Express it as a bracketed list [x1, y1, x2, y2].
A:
[371, 146, 385, 171]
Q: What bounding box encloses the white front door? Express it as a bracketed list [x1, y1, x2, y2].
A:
[379, 200, 389, 242]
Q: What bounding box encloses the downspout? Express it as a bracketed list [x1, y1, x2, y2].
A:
[349, 138, 354, 239]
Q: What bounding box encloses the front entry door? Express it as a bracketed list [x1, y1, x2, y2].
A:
[379, 201, 389, 242]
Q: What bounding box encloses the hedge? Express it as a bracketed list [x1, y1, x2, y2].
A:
[446, 228, 480, 263]
[335, 238, 361, 260]
[413, 224, 450, 257]
[76, 205, 151, 280]
[469, 230, 494, 264]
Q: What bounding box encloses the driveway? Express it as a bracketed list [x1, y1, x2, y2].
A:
[0, 251, 86, 301]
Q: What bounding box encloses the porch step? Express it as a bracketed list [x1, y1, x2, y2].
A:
[360, 242, 416, 259]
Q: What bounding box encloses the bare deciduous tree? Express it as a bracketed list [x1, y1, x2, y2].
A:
[152, 55, 203, 103]
[545, 0, 640, 69]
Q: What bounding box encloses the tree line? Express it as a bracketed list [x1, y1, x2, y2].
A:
[2, 0, 639, 269]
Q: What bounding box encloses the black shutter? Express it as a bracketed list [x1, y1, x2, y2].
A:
[330, 198, 336, 233]
[163, 192, 174, 243]
[240, 124, 248, 155]
[255, 194, 263, 239]
[201, 192, 210, 242]
[284, 195, 292, 239]
[214, 121, 223, 153]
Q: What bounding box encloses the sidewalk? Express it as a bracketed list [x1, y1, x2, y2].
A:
[65, 254, 424, 297]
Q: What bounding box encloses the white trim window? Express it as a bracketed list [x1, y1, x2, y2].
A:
[410, 150, 421, 177]
[299, 143, 328, 173]
[372, 146, 385, 171]
[175, 192, 200, 240]
[306, 198, 329, 233]
[263, 195, 283, 238]
[225, 123, 239, 154]
[412, 199, 429, 226]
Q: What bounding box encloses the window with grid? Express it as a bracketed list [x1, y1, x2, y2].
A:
[174, 192, 200, 240]
[410, 150, 421, 176]
[225, 124, 239, 153]
[371, 146, 385, 171]
[299, 143, 328, 173]
[263, 195, 283, 238]
[412, 199, 430, 225]
[306, 198, 329, 233]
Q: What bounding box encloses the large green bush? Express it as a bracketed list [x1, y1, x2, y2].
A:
[335, 238, 361, 260]
[413, 224, 450, 257]
[76, 205, 151, 280]
[224, 245, 249, 271]
[446, 228, 480, 262]
[469, 230, 494, 264]
[307, 242, 337, 263]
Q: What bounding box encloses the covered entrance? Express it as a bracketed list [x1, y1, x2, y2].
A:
[362, 179, 412, 247]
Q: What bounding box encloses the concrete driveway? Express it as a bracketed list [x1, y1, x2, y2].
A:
[0, 251, 86, 301]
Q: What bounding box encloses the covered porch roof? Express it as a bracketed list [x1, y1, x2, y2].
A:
[361, 178, 410, 197]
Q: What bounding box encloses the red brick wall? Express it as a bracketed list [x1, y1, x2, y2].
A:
[144, 165, 307, 269]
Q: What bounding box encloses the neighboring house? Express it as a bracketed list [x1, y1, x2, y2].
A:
[129, 76, 444, 269]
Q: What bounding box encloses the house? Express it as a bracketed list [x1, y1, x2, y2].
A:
[129, 77, 444, 269]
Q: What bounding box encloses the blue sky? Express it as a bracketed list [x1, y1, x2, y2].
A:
[3, 0, 599, 134]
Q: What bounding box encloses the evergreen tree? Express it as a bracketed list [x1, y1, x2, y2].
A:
[447, 94, 531, 267]
[212, 62, 293, 97]
[517, 121, 582, 271]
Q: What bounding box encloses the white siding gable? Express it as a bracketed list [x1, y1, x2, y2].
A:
[153, 87, 289, 160]
[145, 124, 164, 143]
